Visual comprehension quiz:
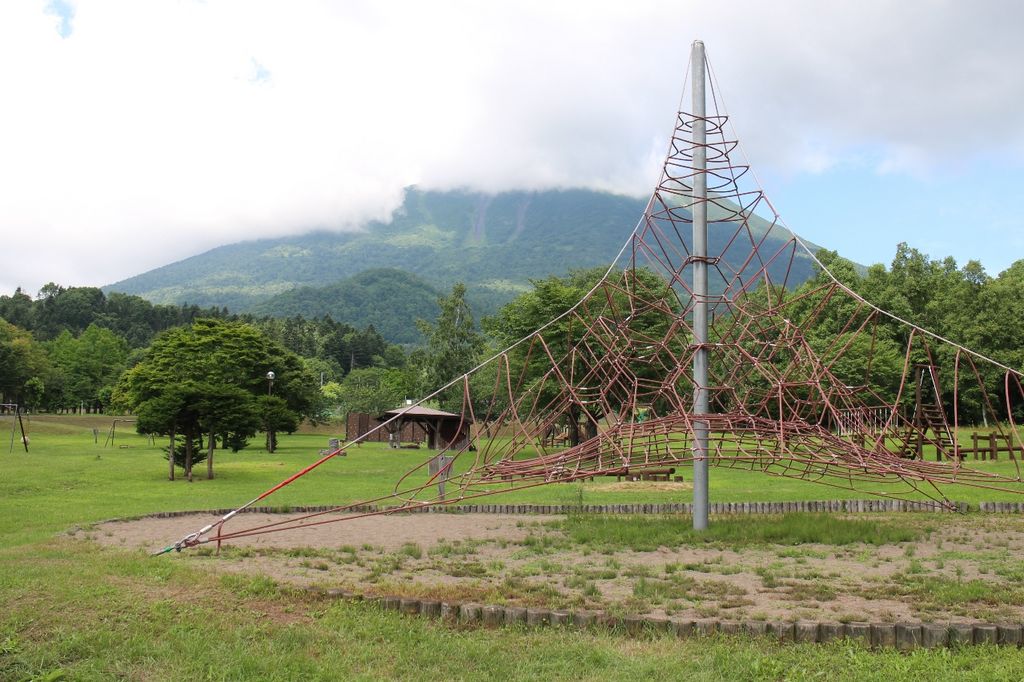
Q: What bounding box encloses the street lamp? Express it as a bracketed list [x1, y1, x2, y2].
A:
[264, 371, 277, 452]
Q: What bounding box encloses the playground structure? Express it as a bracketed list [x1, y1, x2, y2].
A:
[158, 43, 1024, 554]
[2, 404, 28, 453]
[104, 418, 138, 448]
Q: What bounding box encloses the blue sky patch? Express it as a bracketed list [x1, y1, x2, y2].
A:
[249, 59, 271, 84]
[45, 0, 75, 38]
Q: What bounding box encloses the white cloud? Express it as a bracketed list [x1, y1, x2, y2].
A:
[1, 0, 1023, 294]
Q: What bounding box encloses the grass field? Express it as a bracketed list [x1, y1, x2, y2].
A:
[3, 414, 1024, 680]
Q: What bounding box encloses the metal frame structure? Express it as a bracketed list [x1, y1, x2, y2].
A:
[1, 404, 28, 453]
[104, 418, 138, 448]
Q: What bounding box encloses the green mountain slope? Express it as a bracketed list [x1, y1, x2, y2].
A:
[248, 268, 444, 345]
[105, 187, 830, 342]
[106, 188, 655, 310]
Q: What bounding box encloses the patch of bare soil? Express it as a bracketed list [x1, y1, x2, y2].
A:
[88, 512, 540, 553]
[589, 481, 693, 493]
[86, 512, 1024, 624]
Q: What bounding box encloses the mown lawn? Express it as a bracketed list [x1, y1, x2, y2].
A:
[8, 415, 1024, 548]
[3, 415, 1024, 680]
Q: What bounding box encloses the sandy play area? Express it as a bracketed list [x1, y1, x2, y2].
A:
[83, 510, 1024, 625]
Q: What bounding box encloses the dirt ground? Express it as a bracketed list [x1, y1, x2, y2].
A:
[84, 511, 1024, 624]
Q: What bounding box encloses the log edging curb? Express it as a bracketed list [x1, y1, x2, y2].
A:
[306, 586, 1024, 649]
[133, 499, 1024, 520]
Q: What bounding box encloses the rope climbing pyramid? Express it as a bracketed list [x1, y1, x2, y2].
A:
[159, 43, 1024, 554]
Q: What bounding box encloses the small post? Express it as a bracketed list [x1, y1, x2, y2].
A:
[691, 39, 709, 532]
[438, 455, 450, 501]
[428, 454, 452, 501]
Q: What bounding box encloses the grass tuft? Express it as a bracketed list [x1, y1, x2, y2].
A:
[560, 513, 922, 551]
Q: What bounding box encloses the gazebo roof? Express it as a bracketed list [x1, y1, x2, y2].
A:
[379, 405, 472, 422]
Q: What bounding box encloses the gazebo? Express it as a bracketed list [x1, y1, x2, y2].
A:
[378, 405, 472, 451]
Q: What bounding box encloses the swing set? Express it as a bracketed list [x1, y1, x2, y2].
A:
[1, 404, 29, 453]
[104, 418, 139, 447]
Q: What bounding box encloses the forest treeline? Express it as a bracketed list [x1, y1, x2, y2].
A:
[1, 242, 1022, 427]
[0, 283, 403, 415]
[729, 244, 1024, 424]
[809, 244, 1024, 375]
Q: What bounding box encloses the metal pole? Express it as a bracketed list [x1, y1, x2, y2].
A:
[18, 408, 28, 452]
[691, 40, 710, 531]
[7, 408, 14, 454]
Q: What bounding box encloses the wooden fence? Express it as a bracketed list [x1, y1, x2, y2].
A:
[960, 432, 1022, 461]
[834, 406, 896, 436]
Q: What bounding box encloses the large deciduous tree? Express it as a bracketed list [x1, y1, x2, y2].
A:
[47, 324, 128, 413]
[336, 366, 412, 416]
[484, 267, 680, 444]
[116, 318, 321, 479]
[0, 318, 53, 407]
[416, 283, 484, 410]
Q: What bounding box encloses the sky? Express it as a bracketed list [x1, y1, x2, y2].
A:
[2, 0, 1023, 296]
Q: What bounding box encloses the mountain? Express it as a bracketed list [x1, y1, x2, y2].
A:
[106, 188, 654, 309]
[249, 268, 445, 345]
[106, 187, 830, 342]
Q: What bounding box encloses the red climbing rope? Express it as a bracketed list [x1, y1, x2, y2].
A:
[158, 50, 1024, 555]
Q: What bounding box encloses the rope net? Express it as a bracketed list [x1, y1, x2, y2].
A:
[161, 53, 1024, 553]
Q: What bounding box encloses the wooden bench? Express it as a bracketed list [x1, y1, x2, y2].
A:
[616, 467, 676, 482]
[577, 467, 678, 482]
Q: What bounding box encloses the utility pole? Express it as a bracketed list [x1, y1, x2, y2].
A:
[691, 39, 710, 531]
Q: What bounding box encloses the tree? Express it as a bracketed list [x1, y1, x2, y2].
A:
[257, 395, 299, 453]
[134, 380, 257, 480]
[198, 385, 260, 478]
[320, 380, 345, 415]
[0, 288, 34, 329]
[0, 319, 53, 406]
[116, 318, 321, 477]
[23, 377, 45, 412]
[302, 356, 343, 388]
[485, 267, 680, 443]
[46, 324, 128, 413]
[342, 325, 388, 372]
[337, 367, 411, 415]
[136, 383, 204, 481]
[0, 282, 231, 350]
[416, 283, 484, 410]
[33, 285, 106, 339]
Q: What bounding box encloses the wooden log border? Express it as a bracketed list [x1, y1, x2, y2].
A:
[103, 497, 1024, 650]
[131, 498, 1024, 520]
[307, 585, 1024, 649]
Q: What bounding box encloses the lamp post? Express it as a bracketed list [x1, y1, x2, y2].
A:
[265, 370, 276, 452]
